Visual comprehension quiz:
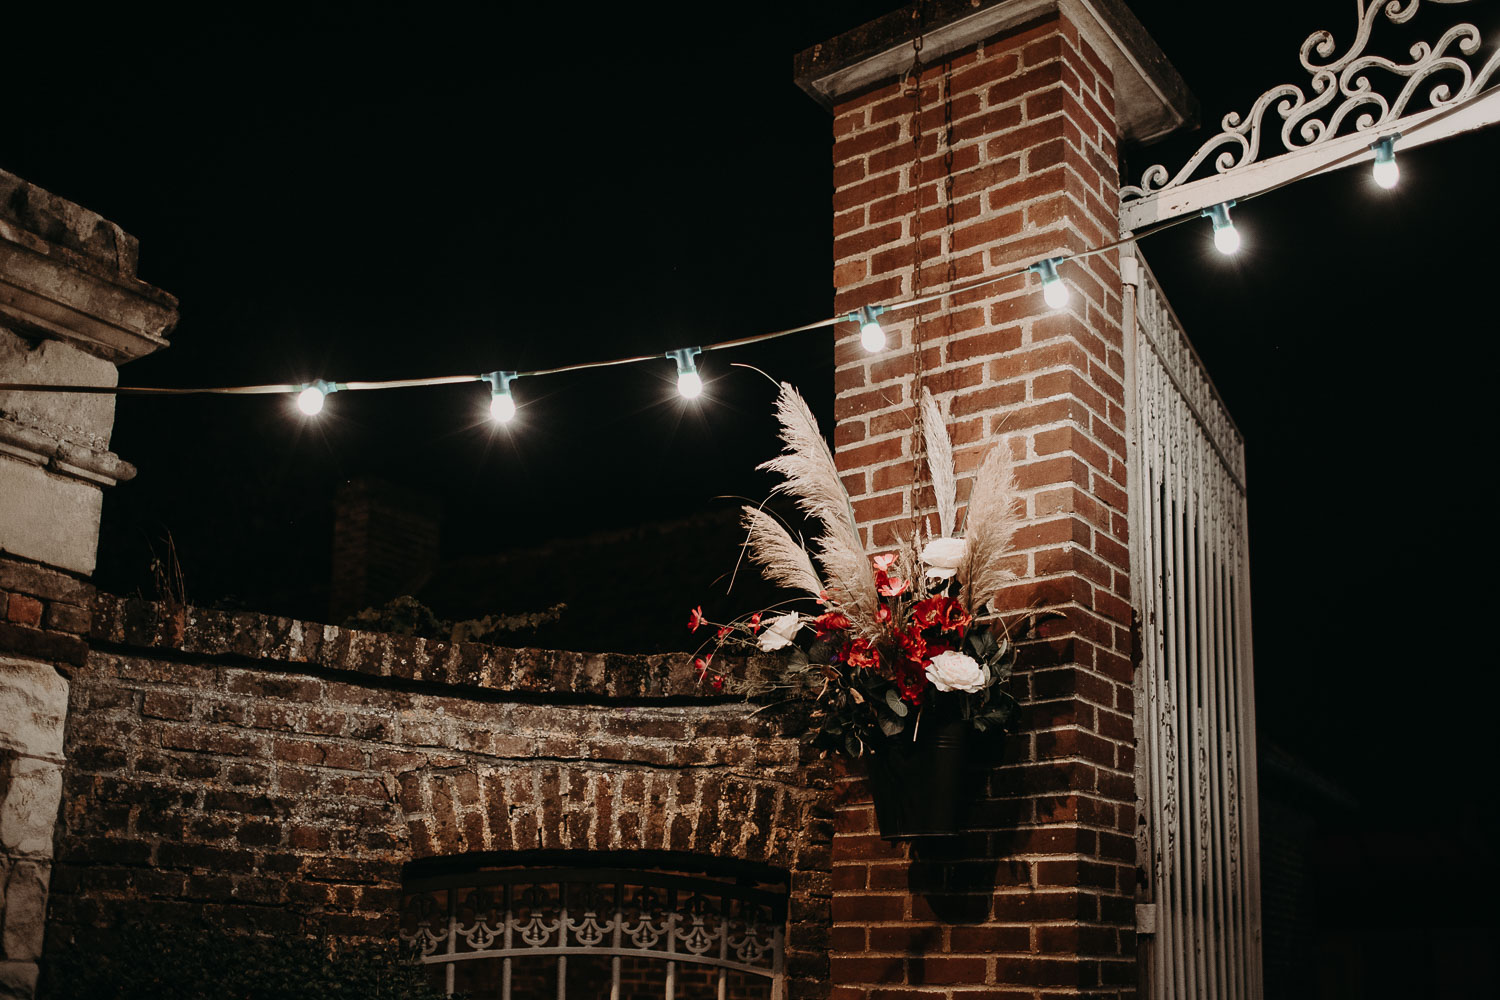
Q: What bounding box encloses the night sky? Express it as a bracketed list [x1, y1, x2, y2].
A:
[7, 0, 1499, 965]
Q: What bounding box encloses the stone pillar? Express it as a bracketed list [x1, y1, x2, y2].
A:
[0, 169, 177, 996]
[795, 2, 1192, 997]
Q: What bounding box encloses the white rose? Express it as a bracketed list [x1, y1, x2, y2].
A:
[756, 612, 802, 651]
[925, 649, 986, 693]
[919, 536, 967, 579]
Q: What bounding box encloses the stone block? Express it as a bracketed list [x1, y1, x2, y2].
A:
[0, 457, 101, 576]
[0, 860, 48, 962]
[0, 759, 61, 856]
[0, 960, 37, 1000]
[0, 660, 68, 759]
[0, 329, 117, 452]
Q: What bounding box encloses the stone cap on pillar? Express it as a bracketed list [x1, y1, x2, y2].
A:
[0, 169, 178, 363]
[793, 0, 1196, 145]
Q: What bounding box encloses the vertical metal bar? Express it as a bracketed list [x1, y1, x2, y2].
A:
[664, 887, 678, 1000]
[1165, 464, 1188, 999]
[716, 899, 729, 1000]
[610, 883, 622, 1000]
[1201, 443, 1227, 1000]
[557, 882, 567, 1000]
[1122, 246, 1159, 1000]
[446, 890, 457, 997]
[1193, 430, 1222, 1000]
[1171, 394, 1197, 1000]
[502, 883, 513, 1000]
[770, 924, 786, 1000]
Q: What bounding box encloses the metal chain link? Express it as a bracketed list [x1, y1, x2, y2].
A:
[907, 2, 929, 518]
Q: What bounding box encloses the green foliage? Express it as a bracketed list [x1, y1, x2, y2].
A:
[342, 594, 565, 644]
[41, 925, 451, 1000]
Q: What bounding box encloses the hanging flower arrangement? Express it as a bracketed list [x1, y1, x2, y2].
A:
[690, 381, 1030, 759]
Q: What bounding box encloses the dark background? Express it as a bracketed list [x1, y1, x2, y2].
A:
[5, 2, 1498, 994]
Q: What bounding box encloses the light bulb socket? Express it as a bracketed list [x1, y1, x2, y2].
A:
[1030, 257, 1064, 285]
[1370, 133, 1400, 164]
[666, 347, 701, 377]
[482, 371, 518, 394]
[1201, 201, 1236, 232]
[847, 305, 886, 327]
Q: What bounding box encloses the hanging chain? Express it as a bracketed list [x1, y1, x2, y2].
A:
[942, 58, 957, 291]
[907, 2, 929, 521]
[941, 57, 958, 347]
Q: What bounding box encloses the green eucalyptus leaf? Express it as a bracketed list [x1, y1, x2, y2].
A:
[884, 689, 909, 717]
[844, 733, 862, 758]
[786, 647, 810, 669]
[878, 715, 905, 737]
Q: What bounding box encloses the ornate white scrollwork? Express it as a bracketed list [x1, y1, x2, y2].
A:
[1122, 0, 1500, 201]
[671, 895, 721, 956]
[397, 892, 447, 957]
[563, 885, 613, 948]
[510, 884, 561, 947]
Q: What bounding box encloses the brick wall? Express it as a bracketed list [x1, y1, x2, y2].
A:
[46, 595, 834, 997]
[825, 12, 1138, 999]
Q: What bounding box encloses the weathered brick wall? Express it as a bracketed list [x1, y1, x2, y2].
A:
[823, 11, 1138, 999]
[47, 595, 833, 997]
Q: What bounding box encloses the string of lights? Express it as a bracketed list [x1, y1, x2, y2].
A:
[0, 90, 1465, 422]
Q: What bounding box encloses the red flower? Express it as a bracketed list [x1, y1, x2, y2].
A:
[911, 595, 972, 637]
[715, 626, 731, 641]
[748, 612, 762, 634]
[711, 675, 725, 693]
[875, 604, 891, 625]
[694, 654, 712, 680]
[871, 552, 908, 597]
[818, 589, 835, 607]
[688, 606, 707, 632]
[891, 627, 930, 706]
[812, 611, 851, 638]
[840, 638, 878, 672]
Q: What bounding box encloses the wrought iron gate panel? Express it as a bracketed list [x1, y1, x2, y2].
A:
[1127, 250, 1262, 999]
[400, 867, 786, 1000]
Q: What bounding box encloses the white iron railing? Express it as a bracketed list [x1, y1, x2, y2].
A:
[1125, 249, 1263, 999]
[400, 866, 786, 1000]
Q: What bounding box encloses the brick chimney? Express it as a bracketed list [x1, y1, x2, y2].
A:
[795, 1, 1193, 996]
[328, 477, 441, 622]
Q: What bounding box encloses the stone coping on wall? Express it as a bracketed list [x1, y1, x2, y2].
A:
[90, 594, 784, 701]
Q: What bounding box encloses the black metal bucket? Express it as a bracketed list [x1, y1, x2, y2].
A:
[866, 712, 969, 839]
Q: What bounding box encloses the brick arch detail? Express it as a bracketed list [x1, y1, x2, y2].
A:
[398, 762, 810, 870]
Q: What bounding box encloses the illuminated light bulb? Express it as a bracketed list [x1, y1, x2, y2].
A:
[483, 371, 518, 423]
[296, 383, 328, 415]
[1371, 134, 1400, 189]
[1202, 202, 1240, 255]
[850, 305, 887, 353]
[666, 347, 703, 400]
[1031, 257, 1069, 309]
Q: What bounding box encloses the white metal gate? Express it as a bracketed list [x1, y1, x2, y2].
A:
[400, 866, 786, 1000]
[1124, 248, 1263, 999]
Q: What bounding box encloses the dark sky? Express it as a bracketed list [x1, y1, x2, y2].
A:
[7, 1, 1499, 850]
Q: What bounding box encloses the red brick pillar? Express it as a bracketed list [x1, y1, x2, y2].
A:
[795, 2, 1192, 997]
